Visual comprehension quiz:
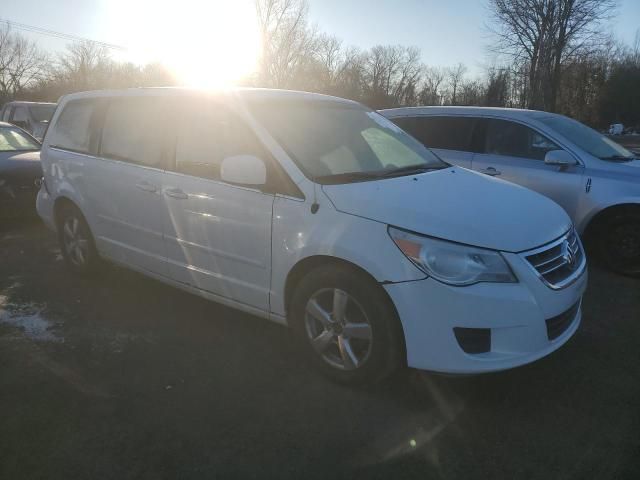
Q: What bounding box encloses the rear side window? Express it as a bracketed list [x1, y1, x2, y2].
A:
[100, 97, 169, 168]
[390, 117, 416, 132]
[11, 106, 29, 123]
[396, 116, 476, 152]
[48, 100, 97, 154]
[173, 100, 267, 181]
[484, 119, 559, 160]
[1, 106, 12, 121]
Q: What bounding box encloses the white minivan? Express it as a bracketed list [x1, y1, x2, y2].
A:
[37, 88, 587, 383]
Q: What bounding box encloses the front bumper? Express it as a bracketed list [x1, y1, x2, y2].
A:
[384, 251, 588, 374]
[0, 183, 39, 218]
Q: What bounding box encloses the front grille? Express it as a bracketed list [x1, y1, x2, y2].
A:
[546, 300, 580, 340]
[523, 229, 586, 289]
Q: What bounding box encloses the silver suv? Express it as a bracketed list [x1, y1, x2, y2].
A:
[0, 101, 57, 141]
[381, 106, 640, 275]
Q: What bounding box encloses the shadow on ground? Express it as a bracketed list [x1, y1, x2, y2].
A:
[1, 219, 639, 479]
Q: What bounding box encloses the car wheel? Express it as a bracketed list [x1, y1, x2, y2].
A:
[596, 210, 640, 276]
[57, 204, 99, 274]
[289, 264, 404, 384]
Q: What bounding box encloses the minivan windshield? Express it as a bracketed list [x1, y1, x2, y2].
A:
[250, 100, 447, 184]
[538, 114, 635, 161]
[30, 105, 56, 122]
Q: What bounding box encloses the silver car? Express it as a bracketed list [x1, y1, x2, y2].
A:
[381, 106, 640, 275]
[0, 101, 57, 141]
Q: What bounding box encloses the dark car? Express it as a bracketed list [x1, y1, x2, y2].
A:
[0, 122, 42, 218]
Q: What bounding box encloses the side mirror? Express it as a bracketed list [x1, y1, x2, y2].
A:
[220, 155, 267, 186]
[544, 150, 577, 167]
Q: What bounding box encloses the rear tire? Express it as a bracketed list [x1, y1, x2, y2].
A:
[57, 203, 100, 275]
[289, 264, 404, 385]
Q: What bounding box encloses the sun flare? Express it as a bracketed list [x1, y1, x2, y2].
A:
[107, 0, 261, 88]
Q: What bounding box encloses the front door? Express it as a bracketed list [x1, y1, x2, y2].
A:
[472, 118, 584, 219]
[162, 98, 274, 311]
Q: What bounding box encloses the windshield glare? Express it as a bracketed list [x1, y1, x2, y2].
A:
[250, 100, 446, 183]
[538, 115, 634, 160]
[0, 127, 40, 152]
[30, 105, 56, 122]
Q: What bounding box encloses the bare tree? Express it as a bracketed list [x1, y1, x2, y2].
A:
[0, 26, 49, 102]
[362, 45, 422, 108]
[333, 46, 367, 101]
[56, 41, 112, 91]
[419, 66, 445, 105]
[445, 63, 467, 105]
[391, 46, 422, 105]
[255, 0, 321, 88]
[484, 67, 510, 106]
[488, 0, 617, 111]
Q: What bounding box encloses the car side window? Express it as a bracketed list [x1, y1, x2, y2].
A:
[390, 117, 416, 132]
[100, 97, 169, 168]
[48, 100, 98, 154]
[400, 116, 476, 152]
[1, 106, 12, 121]
[485, 119, 559, 160]
[11, 107, 29, 128]
[174, 101, 268, 182]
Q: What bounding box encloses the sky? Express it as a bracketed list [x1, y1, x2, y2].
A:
[2, 0, 639, 78]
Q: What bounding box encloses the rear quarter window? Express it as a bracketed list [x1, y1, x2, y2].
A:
[48, 99, 99, 154]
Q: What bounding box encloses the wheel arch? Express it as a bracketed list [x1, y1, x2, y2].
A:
[582, 202, 640, 240]
[53, 195, 82, 228]
[283, 254, 407, 363]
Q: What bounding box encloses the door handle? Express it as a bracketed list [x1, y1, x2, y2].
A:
[479, 167, 501, 176]
[135, 181, 157, 193]
[164, 187, 188, 200]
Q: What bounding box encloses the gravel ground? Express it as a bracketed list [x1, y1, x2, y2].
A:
[1, 219, 639, 480]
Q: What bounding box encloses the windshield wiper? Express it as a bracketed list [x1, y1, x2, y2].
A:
[373, 164, 448, 178]
[315, 171, 386, 184]
[315, 164, 447, 184]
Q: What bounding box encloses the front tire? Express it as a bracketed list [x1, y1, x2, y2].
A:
[594, 209, 640, 276]
[57, 204, 100, 274]
[290, 264, 404, 384]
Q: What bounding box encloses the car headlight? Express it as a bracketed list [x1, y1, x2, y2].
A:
[388, 226, 517, 286]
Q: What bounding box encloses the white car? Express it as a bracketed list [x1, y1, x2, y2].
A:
[382, 107, 640, 275]
[609, 123, 624, 135]
[37, 88, 587, 383]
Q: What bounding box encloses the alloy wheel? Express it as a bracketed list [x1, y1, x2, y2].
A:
[62, 216, 89, 267]
[304, 288, 373, 370]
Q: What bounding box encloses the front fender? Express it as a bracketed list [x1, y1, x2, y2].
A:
[269, 195, 425, 317]
[577, 196, 640, 234]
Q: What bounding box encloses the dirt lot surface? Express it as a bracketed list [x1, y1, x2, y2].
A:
[1, 219, 639, 479]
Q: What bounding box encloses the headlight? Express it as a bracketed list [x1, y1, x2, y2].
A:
[388, 227, 517, 286]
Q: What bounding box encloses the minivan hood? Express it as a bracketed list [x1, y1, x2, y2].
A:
[321, 167, 572, 252]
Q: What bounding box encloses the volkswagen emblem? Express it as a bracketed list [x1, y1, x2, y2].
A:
[561, 240, 577, 270]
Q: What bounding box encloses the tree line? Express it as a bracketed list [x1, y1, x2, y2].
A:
[1, 0, 638, 129]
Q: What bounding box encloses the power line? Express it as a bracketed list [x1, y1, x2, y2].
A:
[0, 18, 127, 51]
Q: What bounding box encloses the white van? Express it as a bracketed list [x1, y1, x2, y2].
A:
[37, 88, 587, 383]
[608, 123, 624, 135]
